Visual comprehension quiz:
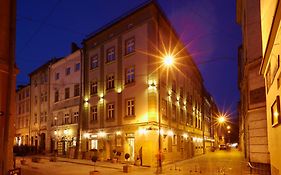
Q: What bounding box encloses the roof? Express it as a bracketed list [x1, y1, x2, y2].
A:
[28, 57, 63, 77]
[85, 0, 164, 40]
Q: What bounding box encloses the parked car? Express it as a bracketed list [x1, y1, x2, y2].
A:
[219, 144, 227, 150]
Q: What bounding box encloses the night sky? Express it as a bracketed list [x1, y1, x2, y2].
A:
[16, 0, 241, 118]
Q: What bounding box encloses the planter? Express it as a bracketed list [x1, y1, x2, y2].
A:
[89, 171, 100, 175]
[111, 158, 117, 163]
[20, 159, 27, 165]
[50, 156, 57, 162]
[123, 165, 132, 173]
[32, 157, 41, 163]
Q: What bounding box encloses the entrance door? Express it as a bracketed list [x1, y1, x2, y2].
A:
[128, 138, 134, 161]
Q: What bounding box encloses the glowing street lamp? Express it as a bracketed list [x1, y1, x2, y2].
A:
[218, 116, 226, 124]
[227, 125, 231, 130]
[163, 55, 173, 66]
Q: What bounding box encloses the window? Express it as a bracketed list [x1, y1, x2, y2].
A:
[44, 92, 47, 102]
[64, 113, 70, 124]
[55, 73, 60, 80]
[90, 81, 98, 95]
[266, 64, 271, 91]
[106, 74, 115, 90]
[125, 67, 135, 84]
[40, 93, 44, 103]
[26, 90, 30, 97]
[73, 112, 79, 123]
[65, 88, 70, 99]
[91, 106, 98, 122]
[172, 104, 176, 121]
[75, 63, 80, 72]
[55, 90, 59, 102]
[90, 55, 98, 69]
[271, 96, 280, 126]
[180, 109, 184, 123]
[173, 135, 177, 145]
[180, 87, 184, 97]
[34, 113, 37, 124]
[162, 99, 167, 118]
[106, 47, 115, 62]
[40, 113, 44, 122]
[125, 37, 135, 55]
[172, 80, 176, 92]
[65, 67, 71, 75]
[74, 84, 80, 97]
[107, 103, 115, 120]
[126, 99, 135, 116]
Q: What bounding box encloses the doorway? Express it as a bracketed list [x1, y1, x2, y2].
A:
[128, 138, 134, 161]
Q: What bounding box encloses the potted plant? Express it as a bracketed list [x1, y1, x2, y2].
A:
[89, 149, 100, 175]
[123, 153, 132, 173]
[112, 149, 117, 163]
[19, 145, 28, 165]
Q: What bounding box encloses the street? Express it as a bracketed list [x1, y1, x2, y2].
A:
[17, 149, 249, 175]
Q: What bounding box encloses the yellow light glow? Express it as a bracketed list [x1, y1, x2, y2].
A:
[163, 55, 173, 66]
[167, 130, 173, 136]
[183, 133, 188, 139]
[218, 116, 226, 124]
[116, 87, 122, 93]
[54, 130, 57, 135]
[83, 133, 90, 138]
[227, 130, 231, 134]
[64, 129, 69, 135]
[116, 131, 122, 136]
[138, 128, 147, 135]
[227, 126, 231, 130]
[159, 129, 165, 135]
[98, 131, 106, 138]
[274, 111, 279, 118]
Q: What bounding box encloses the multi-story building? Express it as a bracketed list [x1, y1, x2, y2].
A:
[236, 0, 270, 169]
[49, 49, 81, 156]
[260, 1, 281, 174]
[29, 58, 60, 153]
[15, 85, 31, 146]
[81, 1, 215, 166]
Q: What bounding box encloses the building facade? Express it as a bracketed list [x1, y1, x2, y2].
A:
[49, 50, 81, 157]
[15, 85, 31, 146]
[81, 1, 215, 167]
[260, 0, 281, 174]
[236, 0, 270, 168]
[29, 59, 59, 153]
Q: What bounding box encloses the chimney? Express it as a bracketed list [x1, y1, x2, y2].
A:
[71, 42, 80, 53]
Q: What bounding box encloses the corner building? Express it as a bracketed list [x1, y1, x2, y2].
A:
[260, 0, 281, 174]
[82, 1, 215, 166]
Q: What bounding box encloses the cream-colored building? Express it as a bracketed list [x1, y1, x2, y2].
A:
[29, 59, 59, 153]
[15, 85, 31, 146]
[81, 1, 215, 167]
[49, 49, 81, 156]
[236, 0, 270, 169]
[260, 1, 281, 174]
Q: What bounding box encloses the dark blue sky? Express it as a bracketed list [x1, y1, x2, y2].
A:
[16, 0, 241, 116]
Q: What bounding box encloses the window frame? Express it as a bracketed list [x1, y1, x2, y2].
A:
[65, 67, 71, 76]
[125, 37, 135, 55]
[106, 74, 115, 90]
[65, 87, 70, 99]
[90, 81, 98, 95]
[271, 96, 281, 127]
[126, 98, 135, 117]
[74, 84, 80, 97]
[90, 55, 99, 70]
[125, 66, 135, 84]
[106, 103, 115, 120]
[106, 47, 115, 63]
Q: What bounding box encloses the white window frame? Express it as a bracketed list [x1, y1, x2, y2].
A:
[126, 99, 135, 116]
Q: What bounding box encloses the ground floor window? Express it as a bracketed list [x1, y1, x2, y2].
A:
[91, 139, 98, 150]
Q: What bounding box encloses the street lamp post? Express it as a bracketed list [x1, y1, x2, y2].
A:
[157, 55, 174, 174]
